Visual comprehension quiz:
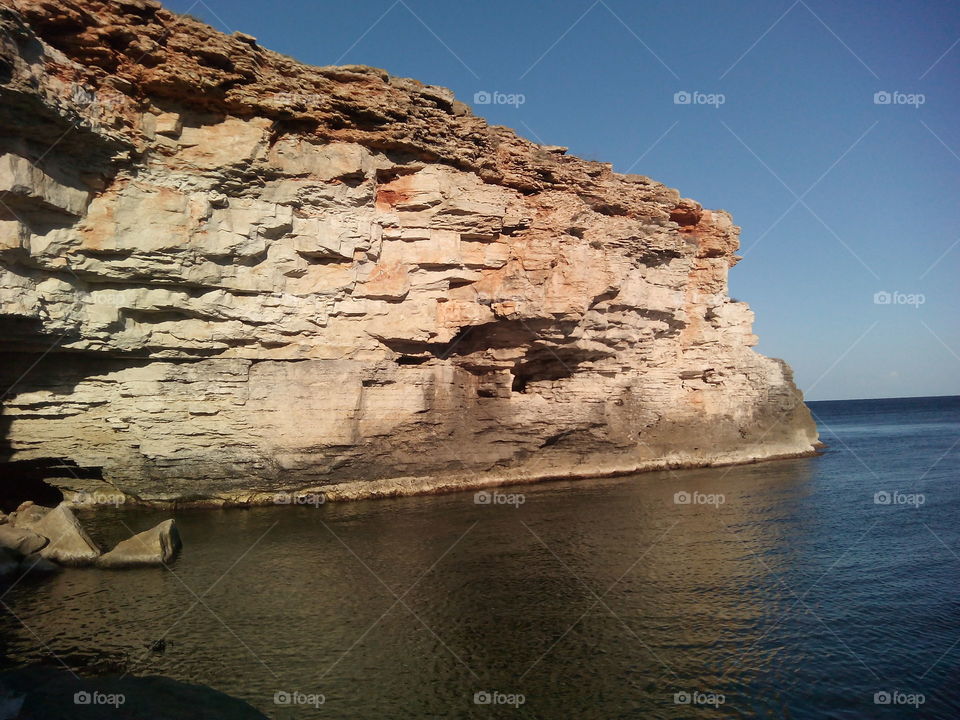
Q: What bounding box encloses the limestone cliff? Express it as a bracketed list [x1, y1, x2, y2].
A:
[0, 0, 818, 504]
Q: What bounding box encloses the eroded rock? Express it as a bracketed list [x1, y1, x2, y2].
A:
[97, 519, 181, 568]
[9, 504, 51, 530]
[0, 524, 48, 555]
[0, 1, 819, 505]
[32, 504, 101, 566]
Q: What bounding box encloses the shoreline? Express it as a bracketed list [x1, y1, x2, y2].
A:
[62, 445, 823, 511]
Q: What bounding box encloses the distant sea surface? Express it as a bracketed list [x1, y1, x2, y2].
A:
[2, 396, 959, 718]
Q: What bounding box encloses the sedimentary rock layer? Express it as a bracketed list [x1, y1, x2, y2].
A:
[0, 0, 818, 503]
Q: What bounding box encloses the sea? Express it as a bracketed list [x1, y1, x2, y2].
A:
[1, 396, 958, 718]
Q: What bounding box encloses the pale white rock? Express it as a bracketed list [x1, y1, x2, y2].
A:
[154, 112, 183, 138]
[0, 153, 89, 217]
[0, 524, 48, 555]
[97, 519, 182, 568]
[32, 504, 101, 566]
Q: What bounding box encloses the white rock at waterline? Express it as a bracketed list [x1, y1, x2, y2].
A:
[0, 524, 48, 556]
[9, 503, 51, 530]
[97, 519, 182, 568]
[32, 503, 101, 566]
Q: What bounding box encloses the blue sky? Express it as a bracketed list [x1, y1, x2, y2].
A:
[166, 0, 959, 401]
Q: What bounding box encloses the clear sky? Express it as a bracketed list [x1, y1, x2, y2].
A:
[165, 0, 959, 401]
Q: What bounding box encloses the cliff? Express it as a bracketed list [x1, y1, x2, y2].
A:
[0, 0, 818, 504]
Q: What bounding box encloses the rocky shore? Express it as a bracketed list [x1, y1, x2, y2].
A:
[0, 501, 180, 576]
[0, 0, 818, 506]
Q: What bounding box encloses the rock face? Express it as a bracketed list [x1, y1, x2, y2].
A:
[97, 518, 181, 567]
[0, 0, 818, 504]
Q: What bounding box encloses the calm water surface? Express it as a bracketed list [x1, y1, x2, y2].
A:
[2, 396, 958, 718]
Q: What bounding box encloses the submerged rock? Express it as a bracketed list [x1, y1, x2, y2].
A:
[0, 547, 19, 578]
[31, 504, 101, 566]
[0, 0, 819, 504]
[98, 519, 182, 568]
[18, 552, 61, 574]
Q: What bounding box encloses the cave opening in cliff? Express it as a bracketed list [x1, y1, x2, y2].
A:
[0, 458, 93, 512]
[395, 355, 430, 366]
[511, 352, 580, 393]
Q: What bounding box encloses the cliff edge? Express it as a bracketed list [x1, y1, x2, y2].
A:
[0, 0, 818, 504]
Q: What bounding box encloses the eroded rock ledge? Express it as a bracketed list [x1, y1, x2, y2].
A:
[0, 0, 818, 505]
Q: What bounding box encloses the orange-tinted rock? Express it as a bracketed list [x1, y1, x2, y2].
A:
[0, 1, 818, 504]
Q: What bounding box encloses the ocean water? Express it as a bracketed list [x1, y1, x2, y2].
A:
[1, 396, 958, 718]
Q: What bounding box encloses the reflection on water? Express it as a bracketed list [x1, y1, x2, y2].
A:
[1, 397, 959, 718]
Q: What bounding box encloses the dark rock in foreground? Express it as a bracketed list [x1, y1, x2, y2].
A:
[0, 666, 267, 719]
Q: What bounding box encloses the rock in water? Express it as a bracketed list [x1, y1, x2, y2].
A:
[0, 1, 819, 504]
[97, 520, 182, 568]
[31, 504, 101, 566]
[9, 504, 51, 530]
[0, 524, 48, 556]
